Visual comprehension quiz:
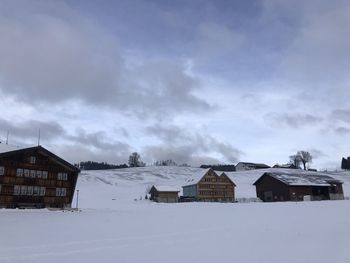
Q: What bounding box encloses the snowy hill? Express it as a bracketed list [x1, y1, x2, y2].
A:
[2, 166, 350, 263]
[75, 166, 350, 209]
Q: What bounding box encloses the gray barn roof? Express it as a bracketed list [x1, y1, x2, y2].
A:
[254, 171, 343, 186]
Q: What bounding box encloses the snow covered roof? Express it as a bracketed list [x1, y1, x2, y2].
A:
[254, 171, 343, 186]
[183, 168, 211, 187]
[0, 143, 25, 153]
[237, 162, 270, 168]
[153, 185, 180, 192]
[183, 168, 236, 187]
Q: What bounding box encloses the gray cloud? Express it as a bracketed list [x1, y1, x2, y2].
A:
[265, 112, 323, 128]
[0, 118, 65, 144]
[68, 129, 130, 152]
[308, 148, 328, 159]
[55, 144, 129, 164]
[334, 127, 350, 135]
[0, 1, 212, 119]
[331, 109, 350, 123]
[144, 124, 243, 165]
[271, 1, 350, 104]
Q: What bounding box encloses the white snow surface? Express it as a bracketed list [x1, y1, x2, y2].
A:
[1, 166, 350, 263]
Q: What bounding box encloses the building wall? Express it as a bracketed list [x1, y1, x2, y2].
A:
[235, 163, 253, 171]
[156, 192, 179, 203]
[255, 175, 345, 202]
[149, 187, 179, 203]
[183, 185, 197, 197]
[288, 186, 313, 201]
[196, 170, 235, 202]
[255, 175, 291, 202]
[0, 148, 79, 208]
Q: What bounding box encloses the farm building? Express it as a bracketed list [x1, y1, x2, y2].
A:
[253, 171, 344, 202]
[149, 185, 180, 203]
[0, 145, 80, 209]
[236, 162, 270, 171]
[182, 168, 236, 202]
[273, 163, 297, 169]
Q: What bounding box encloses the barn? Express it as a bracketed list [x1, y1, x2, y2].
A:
[182, 168, 236, 202]
[149, 185, 180, 203]
[0, 145, 80, 209]
[253, 171, 344, 202]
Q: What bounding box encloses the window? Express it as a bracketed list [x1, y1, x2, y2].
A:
[30, 170, 36, 178]
[16, 168, 23, 177]
[0, 184, 2, 194]
[36, 170, 42, 178]
[58, 172, 68, 181]
[27, 186, 33, 195]
[30, 156, 36, 164]
[56, 188, 66, 197]
[42, 171, 48, 179]
[0, 166, 4, 176]
[40, 187, 46, 196]
[13, 185, 20, 195]
[20, 185, 27, 195]
[33, 186, 40, 196]
[24, 169, 30, 178]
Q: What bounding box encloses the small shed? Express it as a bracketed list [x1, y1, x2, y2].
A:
[253, 171, 344, 202]
[149, 185, 180, 203]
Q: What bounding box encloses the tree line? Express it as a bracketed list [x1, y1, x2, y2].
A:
[200, 164, 236, 172]
[77, 161, 128, 170]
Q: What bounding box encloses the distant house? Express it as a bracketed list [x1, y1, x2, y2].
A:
[0, 145, 80, 209]
[341, 157, 350, 170]
[182, 168, 236, 202]
[253, 171, 344, 202]
[236, 162, 270, 171]
[273, 163, 297, 169]
[149, 185, 179, 203]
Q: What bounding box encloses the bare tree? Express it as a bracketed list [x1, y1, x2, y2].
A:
[289, 151, 312, 170]
[128, 152, 141, 167]
[289, 154, 302, 169]
[297, 151, 312, 170]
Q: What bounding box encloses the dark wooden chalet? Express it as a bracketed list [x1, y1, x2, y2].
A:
[0, 146, 80, 209]
[253, 171, 344, 202]
[149, 185, 180, 203]
[182, 168, 236, 202]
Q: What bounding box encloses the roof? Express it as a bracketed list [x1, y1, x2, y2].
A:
[218, 172, 236, 186]
[237, 162, 270, 168]
[151, 185, 180, 192]
[273, 164, 296, 169]
[0, 145, 80, 172]
[183, 168, 211, 187]
[183, 168, 236, 187]
[0, 143, 25, 153]
[254, 171, 343, 187]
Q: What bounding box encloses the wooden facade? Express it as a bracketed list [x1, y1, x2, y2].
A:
[0, 146, 79, 209]
[149, 186, 179, 203]
[183, 168, 236, 202]
[254, 172, 344, 202]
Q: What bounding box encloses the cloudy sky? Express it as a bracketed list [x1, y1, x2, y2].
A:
[0, 0, 349, 169]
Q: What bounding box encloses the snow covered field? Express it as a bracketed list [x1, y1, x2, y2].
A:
[1, 167, 350, 263]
